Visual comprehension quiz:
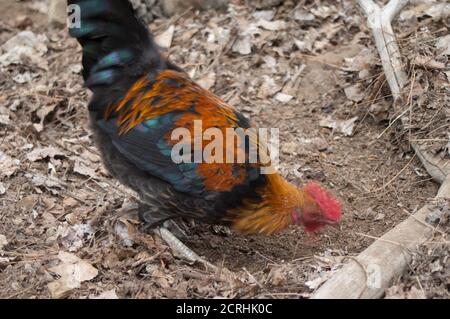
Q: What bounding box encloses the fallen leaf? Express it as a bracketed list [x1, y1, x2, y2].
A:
[34, 104, 57, 131]
[26, 172, 65, 189]
[0, 234, 7, 250]
[267, 267, 287, 286]
[294, 10, 315, 23]
[413, 55, 446, 70]
[274, 92, 293, 103]
[57, 223, 94, 252]
[311, 5, 336, 19]
[436, 35, 450, 56]
[232, 35, 252, 55]
[424, 3, 450, 22]
[0, 31, 48, 69]
[344, 48, 377, 78]
[13, 72, 33, 84]
[114, 221, 135, 247]
[344, 84, 365, 102]
[252, 10, 275, 21]
[0, 182, 6, 195]
[155, 25, 175, 49]
[27, 146, 64, 162]
[320, 116, 358, 136]
[90, 289, 119, 299]
[385, 285, 426, 299]
[257, 75, 281, 99]
[0, 114, 10, 125]
[73, 159, 97, 177]
[256, 19, 286, 31]
[48, 251, 98, 299]
[63, 196, 78, 208]
[282, 141, 298, 154]
[197, 71, 216, 90]
[0, 151, 20, 178]
[294, 29, 319, 53]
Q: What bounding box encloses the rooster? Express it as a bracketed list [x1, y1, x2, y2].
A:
[68, 0, 341, 245]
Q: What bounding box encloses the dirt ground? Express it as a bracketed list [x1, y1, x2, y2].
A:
[0, 0, 448, 298]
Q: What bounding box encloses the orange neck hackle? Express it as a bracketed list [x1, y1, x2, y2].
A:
[231, 174, 341, 235]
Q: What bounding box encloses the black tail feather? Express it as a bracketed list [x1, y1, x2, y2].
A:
[68, 0, 164, 107]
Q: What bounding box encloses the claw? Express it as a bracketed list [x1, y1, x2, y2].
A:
[154, 227, 199, 262]
[163, 220, 188, 239]
[154, 227, 217, 271]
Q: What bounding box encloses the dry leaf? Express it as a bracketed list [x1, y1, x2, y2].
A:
[320, 117, 358, 136]
[256, 19, 286, 31]
[436, 35, 450, 56]
[294, 10, 315, 23]
[197, 71, 216, 90]
[0, 31, 48, 69]
[252, 10, 275, 21]
[267, 266, 288, 286]
[90, 289, 119, 299]
[27, 146, 64, 162]
[232, 35, 252, 55]
[114, 220, 135, 247]
[0, 114, 10, 125]
[281, 141, 298, 154]
[344, 48, 377, 78]
[413, 55, 446, 70]
[58, 223, 94, 252]
[48, 251, 98, 299]
[0, 234, 7, 250]
[385, 285, 426, 299]
[73, 159, 97, 177]
[155, 25, 175, 49]
[257, 75, 281, 99]
[274, 92, 293, 103]
[0, 182, 6, 195]
[0, 151, 20, 178]
[424, 3, 450, 21]
[26, 172, 64, 189]
[34, 104, 57, 131]
[344, 84, 365, 102]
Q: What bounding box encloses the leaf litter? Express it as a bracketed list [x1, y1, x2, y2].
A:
[0, 0, 446, 299]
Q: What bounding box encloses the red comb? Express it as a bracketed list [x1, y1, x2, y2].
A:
[304, 182, 341, 221]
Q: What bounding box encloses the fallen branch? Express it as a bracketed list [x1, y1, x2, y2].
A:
[311, 0, 450, 299]
[358, 0, 409, 98]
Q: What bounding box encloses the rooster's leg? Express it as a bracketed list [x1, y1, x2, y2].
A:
[138, 203, 211, 267]
[154, 226, 217, 271]
[162, 220, 188, 239]
[152, 227, 201, 263]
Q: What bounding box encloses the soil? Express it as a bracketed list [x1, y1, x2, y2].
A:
[0, 0, 447, 299]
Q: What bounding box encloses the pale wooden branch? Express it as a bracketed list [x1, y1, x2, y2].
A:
[311, 0, 450, 299]
[358, 0, 409, 98]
